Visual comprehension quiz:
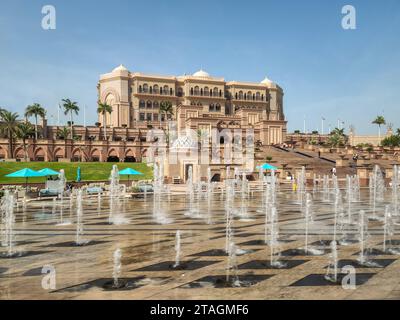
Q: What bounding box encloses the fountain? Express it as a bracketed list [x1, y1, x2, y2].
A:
[1, 190, 16, 257]
[391, 165, 399, 217]
[383, 205, 400, 254]
[358, 210, 381, 267]
[152, 163, 171, 224]
[303, 193, 324, 255]
[173, 230, 181, 268]
[226, 241, 240, 287]
[75, 189, 86, 245]
[269, 206, 286, 268]
[97, 192, 101, 216]
[322, 175, 330, 202]
[325, 240, 338, 283]
[297, 167, 306, 205]
[370, 165, 385, 220]
[109, 165, 120, 224]
[113, 248, 122, 288]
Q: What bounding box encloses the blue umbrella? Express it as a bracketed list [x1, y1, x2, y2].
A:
[76, 167, 81, 182]
[119, 168, 143, 185]
[256, 163, 278, 171]
[38, 168, 60, 177]
[5, 168, 44, 189]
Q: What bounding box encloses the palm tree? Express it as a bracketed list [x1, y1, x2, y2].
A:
[16, 122, 35, 161]
[159, 101, 173, 128]
[0, 110, 20, 158]
[24, 103, 46, 140]
[97, 101, 112, 141]
[159, 101, 174, 144]
[61, 99, 79, 139]
[56, 127, 70, 140]
[328, 127, 346, 147]
[372, 115, 386, 139]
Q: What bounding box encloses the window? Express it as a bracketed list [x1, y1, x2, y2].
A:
[146, 101, 152, 109]
[204, 87, 209, 96]
[153, 113, 159, 122]
[139, 113, 145, 121]
[216, 104, 221, 112]
[213, 87, 218, 97]
[139, 85, 142, 93]
[219, 90, 222, 97]
[153, 85, 159, 94]
[139, 100, 145, 108]
[146, 113, 152, 121]
[149, 86, 153, 94]
[235, 93, 238, 99]
[210, 89, 213, 97]
[239, 91, 243, 100]
[190, 88, 194, 95]
[187, 111, 198, 118]
[256, 92, 260, 101]
[170, 88, 173, 96]
[153, 101, 159, 109]
[164, 86, 169, 95]
[177, 87, 183, 97]
[194, 86, 200, 95]
[248, 113, 259, 125]
[247, 91, 252, 100]
[244, 93, 247, 100]
[143, 84, 148, 93]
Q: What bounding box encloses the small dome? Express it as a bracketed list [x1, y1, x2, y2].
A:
[112, 64, 128, 72]
[193, 69, 211, 78]
[171, 136, 198, 150]
[261, 76, 274, 86]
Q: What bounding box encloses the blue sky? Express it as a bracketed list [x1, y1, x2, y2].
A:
[0, 0, 399, 134]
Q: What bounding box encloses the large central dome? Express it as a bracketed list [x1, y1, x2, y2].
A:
[193, 69, 211, 78]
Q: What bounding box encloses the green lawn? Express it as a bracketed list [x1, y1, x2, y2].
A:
[0, 162, 153, 184]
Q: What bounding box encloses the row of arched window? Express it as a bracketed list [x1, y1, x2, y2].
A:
[190, 86, 222, 97]
[209, 103, 222, 112]
[234, 91, 265, 101]
[139, 100, 163, 109]
[138, 84, 174, 96]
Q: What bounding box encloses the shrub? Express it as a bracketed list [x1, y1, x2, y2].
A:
[381, 135, 400, 147]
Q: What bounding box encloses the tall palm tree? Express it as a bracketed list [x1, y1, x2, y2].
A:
[97, 101, 112, 141]
[159, 101, 174, 144]
[16, 122, 35, 161]
[24, 103, 46, 140]
[62, 99, 79, 139]
[0, 110, 20, 158]
[372, 115, 386, 139]
[159, 101, 173, 127]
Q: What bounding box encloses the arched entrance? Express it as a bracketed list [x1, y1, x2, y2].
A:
[91, 149, 100, 162]
[34, 148, 45, 161]
[107, 149, 119, 162]
[124, 149, 136, 163]
[211, 173, 221, 182]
